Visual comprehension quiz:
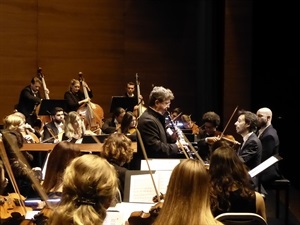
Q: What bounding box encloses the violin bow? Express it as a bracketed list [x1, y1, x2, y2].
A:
[136, 128, 161, 202]
[0, 137, 27, 213]
[1, 131, 50, 207]
[219, 106, 239, 138]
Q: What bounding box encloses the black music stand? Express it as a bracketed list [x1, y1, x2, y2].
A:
[109, 96, 138, 113]
[81, 134, 110, 143]
[38, 99, 67, 116]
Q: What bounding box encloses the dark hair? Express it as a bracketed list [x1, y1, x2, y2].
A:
[31, 76, 42, 85]
[237, 110, 258, 132]
[202, 111, 220, 127]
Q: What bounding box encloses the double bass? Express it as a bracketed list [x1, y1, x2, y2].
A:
[35, 67, 52, 132]
[77, 72, 104, 134]
[133, 73, 146, 118]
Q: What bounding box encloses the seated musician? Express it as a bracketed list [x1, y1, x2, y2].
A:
[42, 107, 65, 143]
[61, 111, 85, 143]
[42, 141, 81, 199]
[100, 133, 134, 201]
[118, 111, 137, 141]
[197, 111, 221, 162]
[1, 113, 38, 198]
[102, 107, 125, 134]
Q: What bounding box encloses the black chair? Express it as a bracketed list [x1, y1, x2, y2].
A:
[265, 178, 290, 225]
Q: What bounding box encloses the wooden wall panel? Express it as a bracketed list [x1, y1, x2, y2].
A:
[0, 0, 199, 122]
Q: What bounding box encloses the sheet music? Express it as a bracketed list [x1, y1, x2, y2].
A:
[140, 159, 181, 171]
[248, 155, 282, 178]
[129, 174, 158, 203]
[128, 170, 172, 203]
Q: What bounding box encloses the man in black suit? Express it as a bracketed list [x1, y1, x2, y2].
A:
[256, 107, 282, 186]
[235, 110, 262, 171]
[42, 107, 65, 143]
[235, 110, 262, 190]
[16, 76, 48, 128]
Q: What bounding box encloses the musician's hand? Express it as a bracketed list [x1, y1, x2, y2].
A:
[45, 88, 50, 94]
[205, 136, 220, 144]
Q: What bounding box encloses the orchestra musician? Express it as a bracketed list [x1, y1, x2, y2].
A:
[180, 114, 200, 135]
[131, 86, 183, 170]
[61, 111, 85, 143]
[1, 113, 38, 198]
[197, 111, 222, 162]
[64, 78, 92, 113]
[118, 111, 137, 141]
[42, 107, 65, 143]
[16, 76, 49, 130]
[100, 133, 134, 201]
[47, 154, 119, 225]
[42, 141, 81, 199]
[102, 107, 126, 134]
[152, 159, 223, 225]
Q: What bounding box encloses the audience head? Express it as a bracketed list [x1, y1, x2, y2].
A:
[101, 133, 134, 166]
[42, 141, 81, 193]
[48, 154, 118, 225]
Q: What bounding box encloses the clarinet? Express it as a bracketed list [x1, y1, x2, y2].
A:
[166, 112, 194, 159]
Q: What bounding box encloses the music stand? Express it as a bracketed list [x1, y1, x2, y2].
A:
[81, 134, 110, 143]
[38, 99, 67, 116]
[109, 96, 138, 113]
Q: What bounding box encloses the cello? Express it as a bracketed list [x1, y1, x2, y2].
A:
[35, 67, 52, 132]
[77, 72, 104, 135]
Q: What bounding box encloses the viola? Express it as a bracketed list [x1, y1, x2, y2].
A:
[20, 206, 53, 225]
[0, 193, 32, 224]
[127, 202, 163, 225]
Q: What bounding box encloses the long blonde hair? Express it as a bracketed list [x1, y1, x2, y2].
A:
[153, 159, 223, 225]
[48, 154, 118, 225]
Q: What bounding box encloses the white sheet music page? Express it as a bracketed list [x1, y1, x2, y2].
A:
[129, 173, 159, 203]
[249, 155, 282, 178]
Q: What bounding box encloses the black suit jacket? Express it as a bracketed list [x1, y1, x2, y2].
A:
[17, 85, 42, 124]
[258, 125, 282, 184]
[238, 133, 262, 170]
[42, 121, 60, 143]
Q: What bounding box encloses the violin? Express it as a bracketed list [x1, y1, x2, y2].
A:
[0, 193, 32, 224]
[127, 202, 162, 225]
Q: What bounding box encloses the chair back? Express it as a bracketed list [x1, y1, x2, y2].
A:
[215, 212, 268, 225]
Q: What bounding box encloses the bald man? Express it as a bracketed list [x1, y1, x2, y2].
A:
[256, 107, 282, 186]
